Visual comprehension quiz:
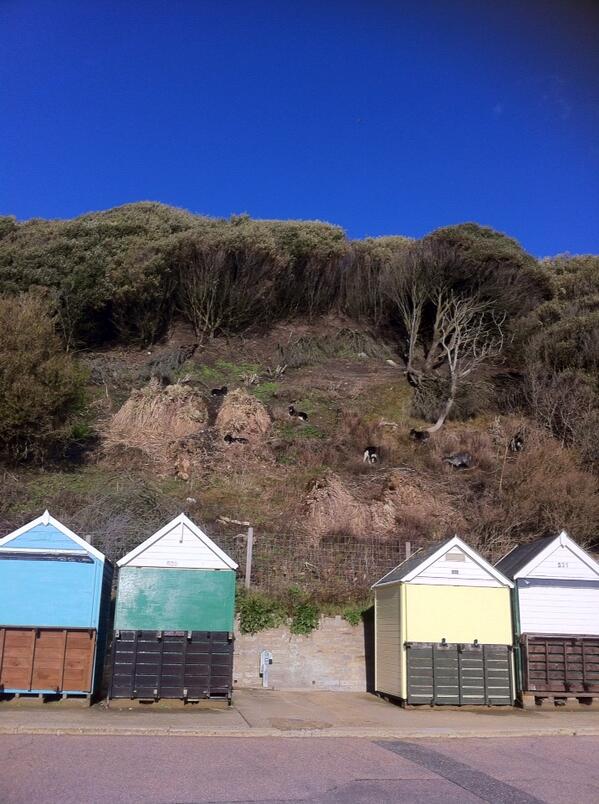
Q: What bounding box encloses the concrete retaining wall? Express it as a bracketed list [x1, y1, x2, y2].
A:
[233, 615, 370, 691]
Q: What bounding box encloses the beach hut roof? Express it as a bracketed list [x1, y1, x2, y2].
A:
[496, 530, 599, 580]
[117, 512, 238, 570]
[0, 510, 104, 562]
[372, 534, 512, 588]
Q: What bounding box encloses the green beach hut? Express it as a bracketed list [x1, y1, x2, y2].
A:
[110, 513, 237, 702]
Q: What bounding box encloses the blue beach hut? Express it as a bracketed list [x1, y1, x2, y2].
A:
[0, 511, 112, 699]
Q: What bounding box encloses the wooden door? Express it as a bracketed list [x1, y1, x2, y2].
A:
[522, 635, 599, 693]
[0, 627, 96, 693]
[110, 630, 234, 700]
[0, 629, 36, 690]
[406, 642, 512, 705]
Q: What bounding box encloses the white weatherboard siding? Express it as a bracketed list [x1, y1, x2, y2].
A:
[126, 521, 232, 569]
[410, 546, 503, 587]
[525, 543, 598, 581]
[518, 580, 599, 635]
[375, 584, 402, 697]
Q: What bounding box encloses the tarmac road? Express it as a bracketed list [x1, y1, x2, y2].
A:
[1, 734, 598, 803]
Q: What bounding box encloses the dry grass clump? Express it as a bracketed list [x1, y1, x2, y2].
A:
[334, 412, 404, 470]
[427, 427, 497, 474]
[305, 470, 461, 545]
[103, 379, 208, 472]
[215, 389, 271, 440]
[468, 427, 599, 559]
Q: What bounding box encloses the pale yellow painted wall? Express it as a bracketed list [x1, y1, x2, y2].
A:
[376, 583, 514, 701]
[404, 584, 513, 644]
[374, 584, 402, 697]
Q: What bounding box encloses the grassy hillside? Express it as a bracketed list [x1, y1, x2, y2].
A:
[1, 203, 598, 602]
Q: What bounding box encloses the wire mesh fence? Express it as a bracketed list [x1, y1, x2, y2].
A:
[215, 530, 411, 600]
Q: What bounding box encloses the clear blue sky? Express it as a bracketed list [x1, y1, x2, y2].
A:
[1, 1, 598, 256]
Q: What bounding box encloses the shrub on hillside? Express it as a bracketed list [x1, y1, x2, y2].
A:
[516, 255, 599, 467]
[0, 294, 86, 462]
[174, 217, 349, 337]
[0, 203, 198, 345]
[468, 429, 599, 556]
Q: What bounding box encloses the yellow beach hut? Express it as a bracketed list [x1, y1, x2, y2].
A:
[372, 535, 514, 706]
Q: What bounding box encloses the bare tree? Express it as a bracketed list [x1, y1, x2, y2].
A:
[385, 258, 506, 432]
[424, 292, 505, 432]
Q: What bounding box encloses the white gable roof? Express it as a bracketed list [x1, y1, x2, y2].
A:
[374, 535, 512, 589]
[117, 513, 238, 570]
[0, 510, 105, 562]
[512, 531, 599, 581]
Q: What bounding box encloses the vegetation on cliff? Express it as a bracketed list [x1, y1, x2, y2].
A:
[1, 203, 597, 598]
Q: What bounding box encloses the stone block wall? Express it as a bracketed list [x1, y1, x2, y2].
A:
[233, 615, 371, 691]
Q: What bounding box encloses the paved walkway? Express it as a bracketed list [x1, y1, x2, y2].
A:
[1, 689, 598, 739]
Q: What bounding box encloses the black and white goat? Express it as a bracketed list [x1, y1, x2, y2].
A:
[288, 405, 308, 421]
[363, 446, 379, 464]
[509, 431, 525, 452]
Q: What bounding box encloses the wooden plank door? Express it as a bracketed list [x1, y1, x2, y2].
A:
[62, 630, 95, 692]
[0, 628, 36, 690]
[0, 628, 95, 693]
[31, 629, 66, 690]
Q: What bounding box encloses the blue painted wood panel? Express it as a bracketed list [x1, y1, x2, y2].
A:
[7, 523, 86, 551]
[0, 557, 104, 627]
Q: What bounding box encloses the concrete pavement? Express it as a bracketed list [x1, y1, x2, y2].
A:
[1, 689, 599, 739]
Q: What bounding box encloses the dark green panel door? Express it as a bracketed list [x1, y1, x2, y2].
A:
[406, 642, 512, 705]
[406, 644, 434, 704]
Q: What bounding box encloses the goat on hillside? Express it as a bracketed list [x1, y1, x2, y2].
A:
[509, 431, 525, 452]
[443, 452, 473, 469]
[363, 446, 379, 464]
[410, 429, 430, 443]
[224, 433, 249, 444]
[288, 405, 308, 421]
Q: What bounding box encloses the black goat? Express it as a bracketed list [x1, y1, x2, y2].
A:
[211, 386, 228, 396]
[363, 446, 379, 464]
[288, 405, 308, 421]
[443, 451, 473, 469]
[224, 433, 249, 444]
[410, 429, 430, 443]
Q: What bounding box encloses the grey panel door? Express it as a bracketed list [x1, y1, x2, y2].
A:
[433, 644, 460, 704]
[458, 644, 485, 704]
[406, 644, 434, 704]
[483, 644, 512, 704]
[406, 642, 512, 705]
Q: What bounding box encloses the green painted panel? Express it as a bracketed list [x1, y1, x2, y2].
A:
[114, 567, 236, 631]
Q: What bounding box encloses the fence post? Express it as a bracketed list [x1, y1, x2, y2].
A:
[245, 527, 254, 590]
